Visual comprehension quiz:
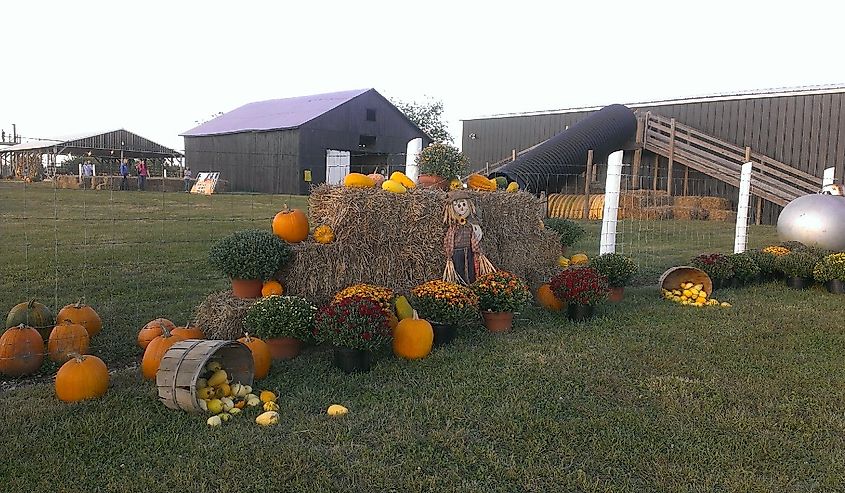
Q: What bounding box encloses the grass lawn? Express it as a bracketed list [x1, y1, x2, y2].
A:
[1, 181, 844, 492]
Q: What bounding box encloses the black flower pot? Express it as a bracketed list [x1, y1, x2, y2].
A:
[430, 323, 457, 347]
[566, 303, 594, 322]
[730, 277, 743, 288]
[785, 276, 811, 290]
[825, 279, 845, 294]
[711, 279, 725, 291]
[332, 346, 373, 374]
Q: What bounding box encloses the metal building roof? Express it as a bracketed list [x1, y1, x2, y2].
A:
[180, 88, 373, 137]
[0, 128, 181, 157]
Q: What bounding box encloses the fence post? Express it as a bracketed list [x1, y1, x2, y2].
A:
[600, 150, 624, 254]
[631, 149, 642, 189]
[583, 150, 593, 220]
[734, 162, 753, 253]
[512, 149, 516, 162]
[652, 154, 660, 191]
[666, 118, 676, 196]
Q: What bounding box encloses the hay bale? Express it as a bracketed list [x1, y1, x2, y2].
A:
[674, 196, 702, 208]
[708, 210, 737, 222]
[700, 197, 731, 210]
[690, 207, 710, 220]
[674, 206, 693, 220]
[630, 206, 673, 220]
[194, 290, 258, 340]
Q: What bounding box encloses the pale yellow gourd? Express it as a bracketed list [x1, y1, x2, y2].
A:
[382, 179, 407, 194]
[343, 173, 375, 188]
[390, 171, 416, 189]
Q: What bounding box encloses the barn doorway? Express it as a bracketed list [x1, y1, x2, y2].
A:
[350, 151, 403, 176]
[325, 150, 350, 185]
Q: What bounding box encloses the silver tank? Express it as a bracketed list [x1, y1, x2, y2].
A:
[777, 193, 845, 251]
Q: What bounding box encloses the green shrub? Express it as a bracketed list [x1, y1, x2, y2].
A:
[589, 253, 638, 287]
[543, 218, 586, 247]
[728, 252, 761, 283]
[208, 229, 291, 280]
[745, 249, 777, 277]
[415, 142, 468, 178]
[244, 295, 316, 340]
[690, 253, 734, 282]
[775, 251, 820, 279]
[813, 253, 845, 283]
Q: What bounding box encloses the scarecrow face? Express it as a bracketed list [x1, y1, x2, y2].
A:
[452, 199, 470, 218]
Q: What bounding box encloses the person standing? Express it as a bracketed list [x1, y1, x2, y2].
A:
[136, 160, 148, 191]
[82, 161, 93, 189]
[119, 159, 129, 190]
[183, 167, 193, 192]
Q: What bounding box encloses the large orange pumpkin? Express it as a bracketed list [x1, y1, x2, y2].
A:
[57, 302, 102, 338]
[0, 324, 44, 376]
[48, 321, 90, 363]
[137, 318, 176, 350]
[237, 332, 271, 380]
[141, 326, 184, 380]
[261, 280, 284, 297]
[55, 353, 109, 403]
[171, 324, 205, 340]
[536, 284, 564, 311]
[392, 313, 434, 360]
[272, 205, 309, 243]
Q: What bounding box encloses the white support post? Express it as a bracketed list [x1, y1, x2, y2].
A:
[823, 167, 835, 188]
[92, 163, 96, 177]
[599, 150, 624, 255]
[734, 162, 753, 253]
[77, 163, 82, 178]
[404, 138, 423, 182]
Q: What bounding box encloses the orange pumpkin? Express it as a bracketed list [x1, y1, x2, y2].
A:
[261, 280, 284, 297]
[237, 332, 271, 380]
[536, 284, 564, 311]
[141, 326, 184, 380]
[48, 320, 90, 363]
[0, 324, 44, 376]
[57, 301, 102, 337]
[137, 318, 176, 350]
[55, 353, 109, 403]
[272, 204, 309, 243]
[171, 324, 205, 340]
[392, 312, 434, 360]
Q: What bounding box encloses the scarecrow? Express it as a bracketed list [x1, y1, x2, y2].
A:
[442, 190, 496, 284]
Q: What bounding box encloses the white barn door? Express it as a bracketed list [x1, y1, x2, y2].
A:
[326, 150, 350, 185]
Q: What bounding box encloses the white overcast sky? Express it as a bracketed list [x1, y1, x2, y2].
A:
[2, 1, 844, 153]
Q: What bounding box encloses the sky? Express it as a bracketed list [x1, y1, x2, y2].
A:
[2, 1, 844, 153]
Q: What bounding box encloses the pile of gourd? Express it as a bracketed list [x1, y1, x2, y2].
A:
[661, 281, 731, 308]
[195, 361, 280, 427]
[343, 171, 520, 194]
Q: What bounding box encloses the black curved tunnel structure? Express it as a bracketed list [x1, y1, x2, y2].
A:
[491, 104, 637, 193]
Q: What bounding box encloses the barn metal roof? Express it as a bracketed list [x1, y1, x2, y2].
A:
[465, 83, 845, 121]
[0, 129, 181, 157]
[180, 88, 372, 137]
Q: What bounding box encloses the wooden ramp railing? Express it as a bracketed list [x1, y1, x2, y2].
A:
[642, 112, 822, 207]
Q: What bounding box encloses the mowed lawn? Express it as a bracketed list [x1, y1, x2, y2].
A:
[2, 181, 845, 492]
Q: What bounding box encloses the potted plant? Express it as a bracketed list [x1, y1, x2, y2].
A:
[549, 267, 609, 322]
[415, 142, 468, 189]
[727, 252, 761, 287]
[208, 229, 291, 298]
[543, 218, 586, 256]
[410, 280, 479, 346]
[775, 251, 821, 289]
[813, 252, 845, 294]
[470, 271, 531, 333]
[244, 295, 316, 360]
[332, 283, 396, 328]
[312, 297, 392, 374]
[589, 253, 637, 302]
[745, 249, 778, 282]
[690, 253, 734, 290]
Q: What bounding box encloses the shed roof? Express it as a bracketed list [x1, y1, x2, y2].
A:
[180, 88, 373, 137]
[0, 128, 181, 158]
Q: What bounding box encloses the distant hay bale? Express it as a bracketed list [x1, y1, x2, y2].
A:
[674, 206, 693, 220]
[674, 196, 702, 208]
[194, 290, 258, 340]
[630, 206, 674, 220]
[708, 210, 737, 222]
[700, 197, 731, 211]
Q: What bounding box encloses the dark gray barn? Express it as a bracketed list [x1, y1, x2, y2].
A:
[462, 85, 845, 223]
[181, 88, 429, 195]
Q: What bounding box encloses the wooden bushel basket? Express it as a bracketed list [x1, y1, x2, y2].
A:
[156, 339, 254, 413]
[658, 266, 713, 297]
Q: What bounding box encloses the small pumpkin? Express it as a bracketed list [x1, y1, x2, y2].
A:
[343, 173, 376, 188]
[171, 324, 205, 340]
[137, 318, 176, 350]
[0, 324, 44, 376]
[390, 171, 416, 189]
[467, 173, 496, 192]
[506, 182, 519, 192]
[570, 253, 589, 266]
[237, 332, 271, 380]
[57, 301, 102, 338]
[381, 179, 407, 194]
[449, 178, 463, 190]
[313, 225, 335, 244]
[261, 280, 285, 297]
[367, 173, 386, 187]
[55, 353, 109, 403]
[272, 204, 309, 244]
[141, 325, 184, 380]
[536, 284, 564, 311]
[48, 320, 91, 363]
[392, 311, 434, 360]
[494, 176, 508, 189]
[5, 299, 55, 341]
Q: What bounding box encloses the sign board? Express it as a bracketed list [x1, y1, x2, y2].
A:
[191, 172, 220, 195]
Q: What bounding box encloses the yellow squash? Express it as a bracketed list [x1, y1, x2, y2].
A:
[390, 171, 416, 189]
[381, 179, 407, 194]
[343, 173, 375, 188]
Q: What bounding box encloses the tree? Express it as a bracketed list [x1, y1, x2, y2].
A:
[391, 97, 453, 144]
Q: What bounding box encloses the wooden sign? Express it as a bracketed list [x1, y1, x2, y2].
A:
[191, 172, 219, 195]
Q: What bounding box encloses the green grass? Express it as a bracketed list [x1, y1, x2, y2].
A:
[2, 182, 845, 492]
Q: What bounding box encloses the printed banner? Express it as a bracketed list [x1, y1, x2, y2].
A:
[191, 172, 219, 195]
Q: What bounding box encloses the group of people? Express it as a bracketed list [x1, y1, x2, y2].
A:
[79, 159, 194, 192]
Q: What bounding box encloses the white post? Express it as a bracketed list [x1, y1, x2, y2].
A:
[734, 162, 753, 253]
[599, 150, 624, 254]
[823, 167, 835, 188]
[77, 163, 82, 178]
[92, 163, 96, 176]
[404, 138, 423, 182]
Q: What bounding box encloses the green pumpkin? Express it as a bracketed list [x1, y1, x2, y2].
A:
[494, 176, 508, 190]
[6, 300, 55, 341]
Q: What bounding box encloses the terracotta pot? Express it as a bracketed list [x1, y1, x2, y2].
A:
[332, 346, 373, 374]
[430, 322, 457, 347]
[566, 303, 594, 322]
[417, 174, 448, 190]
[482, 311, 513, 333]
[231, 278, 263, 299]
[266, 337, 303, 360]
[608, 286, 625, 303]
[825, 279, 845, 294]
